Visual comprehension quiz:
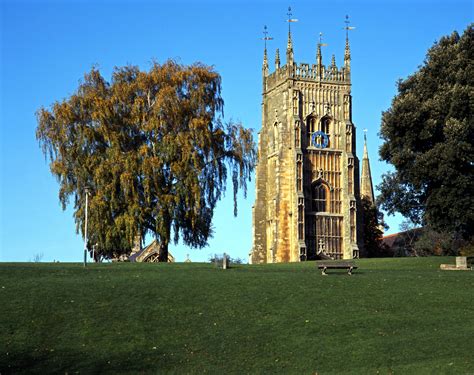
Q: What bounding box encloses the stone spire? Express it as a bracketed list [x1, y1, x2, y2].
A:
[275, 48, 280, 70]
[361, 130, 375, 204]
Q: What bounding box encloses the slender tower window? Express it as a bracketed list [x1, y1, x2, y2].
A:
[320, 117, 330, 134]
[307, 116, 317, 145]
[273, 123, 278, 151]
[320, 116, 331, 147]
[312, 183, 328, 212]
[295, 122, 301, 148]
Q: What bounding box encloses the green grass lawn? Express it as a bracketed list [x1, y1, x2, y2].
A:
[1, 258, 473, 374]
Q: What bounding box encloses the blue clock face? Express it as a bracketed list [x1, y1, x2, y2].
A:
[312, 131, 329, 148]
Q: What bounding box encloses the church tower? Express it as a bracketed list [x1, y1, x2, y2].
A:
[251, 13, 364, 263]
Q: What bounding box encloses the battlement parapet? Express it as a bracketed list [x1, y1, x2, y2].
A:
[265, 62, 350, 92]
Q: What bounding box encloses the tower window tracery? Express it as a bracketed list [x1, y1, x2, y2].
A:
[295, 121, 301, 148]
[320, 116, 330, 134]
[312, 182, 329, 212]
[308, 116, 317, 133]
[307, 116, 332, 148]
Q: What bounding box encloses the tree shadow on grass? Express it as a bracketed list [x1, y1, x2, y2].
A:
[318, 271, 365, 276]
[0, 347, 173, 374]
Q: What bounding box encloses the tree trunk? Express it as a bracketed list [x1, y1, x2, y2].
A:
[158, 213, 171, 262]
[158, 239, 169, 262]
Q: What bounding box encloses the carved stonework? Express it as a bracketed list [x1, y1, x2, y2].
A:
[324, 103, 331, 115]
[343, 94, 351, 120]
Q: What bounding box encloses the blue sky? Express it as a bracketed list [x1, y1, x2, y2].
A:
[1, 0, 472, 262]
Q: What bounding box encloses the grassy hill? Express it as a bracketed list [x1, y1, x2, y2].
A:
[1, 258, 473, 374]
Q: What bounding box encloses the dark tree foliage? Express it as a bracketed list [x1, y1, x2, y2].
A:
[36, 61, 256, 260]
[378, 25, 474, 239]
[413, 225, 464, 256]
[361, 197, 389, 258]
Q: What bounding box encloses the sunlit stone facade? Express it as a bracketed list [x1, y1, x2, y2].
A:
[251, 26, 370, 263]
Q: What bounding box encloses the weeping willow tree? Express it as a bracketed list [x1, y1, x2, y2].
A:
[36, 61, 256, 261]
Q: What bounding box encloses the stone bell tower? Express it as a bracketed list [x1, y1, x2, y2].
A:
[251, 13, 364, 263]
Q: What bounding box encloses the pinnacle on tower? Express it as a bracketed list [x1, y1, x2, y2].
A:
[287, 30, 293, 51]
[286, 6, 297, 65]
[275, 48, 280, 69]
[261, 25, 273, 77]
[263, 47, 268, 76]
[361, 130, 375, 204]
[344, 15, 354, 75]
[316, 41, 322, 66]
[316, 32, 327, 78]
[345, 34, 351, 61]
[331, 54, 336, 68]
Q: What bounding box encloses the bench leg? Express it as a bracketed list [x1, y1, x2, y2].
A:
[348, 266, 353, 276]
[321, 267, 328, 276]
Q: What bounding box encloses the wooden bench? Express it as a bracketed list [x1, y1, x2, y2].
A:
[317, 261, 358, 275]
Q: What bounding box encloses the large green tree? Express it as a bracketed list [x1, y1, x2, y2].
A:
[37, 61, 256, 261]
[378, 25, 474, 239]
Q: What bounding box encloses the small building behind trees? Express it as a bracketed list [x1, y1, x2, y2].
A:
[114, 240, 175, 263]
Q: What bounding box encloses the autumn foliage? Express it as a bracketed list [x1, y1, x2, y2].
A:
[36, 61, 256, 260]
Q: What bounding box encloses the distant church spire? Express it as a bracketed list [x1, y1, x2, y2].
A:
[361, 129, 375, 204]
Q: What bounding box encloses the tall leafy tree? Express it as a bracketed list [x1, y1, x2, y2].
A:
[361, 197, 389, 258]
[378, 25, 474, 239]
[37, 61, 256, 261]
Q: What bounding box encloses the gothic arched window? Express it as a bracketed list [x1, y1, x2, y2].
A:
[295, 121, 301, 148]
[312, 183, 328, 212]
[307, 116, 317, 146]
[320, 117, 330, 134]
[307, 116, 317, 134]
